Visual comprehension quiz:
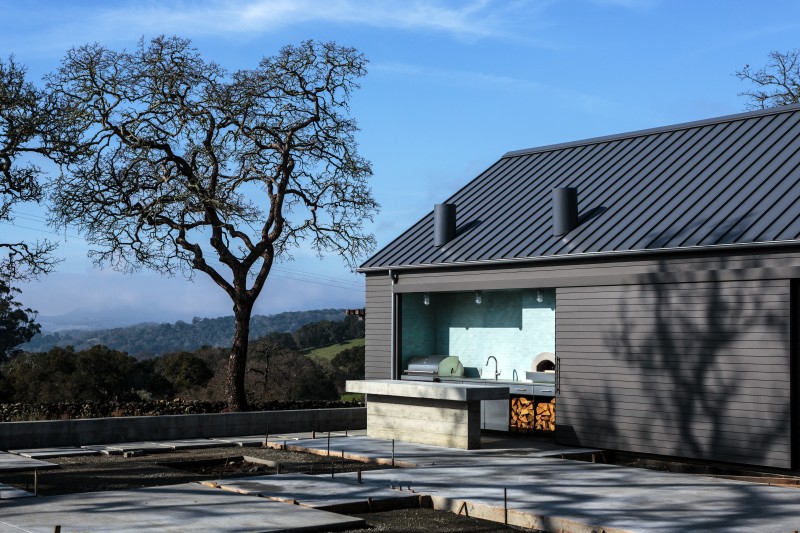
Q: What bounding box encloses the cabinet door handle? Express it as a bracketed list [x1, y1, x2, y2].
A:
[555, 356, 561, 394]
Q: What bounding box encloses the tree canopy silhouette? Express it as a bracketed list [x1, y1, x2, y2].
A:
[0, 56, 58, 281]
[46, 36, 377, 410]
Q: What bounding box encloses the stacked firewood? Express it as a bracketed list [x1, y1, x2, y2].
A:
[535, 398, 556, 431]
[510, 397, 535, 430]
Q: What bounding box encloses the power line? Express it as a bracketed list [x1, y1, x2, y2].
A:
[0, 220, 83, 240]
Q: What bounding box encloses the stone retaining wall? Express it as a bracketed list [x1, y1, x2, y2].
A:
[0, 407, 366, 449]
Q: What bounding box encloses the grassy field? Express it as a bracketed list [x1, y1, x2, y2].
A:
[303, 337, 365, 362]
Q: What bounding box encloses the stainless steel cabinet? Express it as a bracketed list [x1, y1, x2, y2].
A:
[481, 398, 509, 431]
[534, 384, 556, 397]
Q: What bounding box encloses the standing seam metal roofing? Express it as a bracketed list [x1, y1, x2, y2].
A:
[360, 104, 800, 271]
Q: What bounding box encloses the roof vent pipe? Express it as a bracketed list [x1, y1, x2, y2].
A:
[552, 187, 578, 236]
[433, 203, 457, 247]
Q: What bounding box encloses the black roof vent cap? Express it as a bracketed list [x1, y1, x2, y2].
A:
[552, 187, 578, 236]
[433, 203, 457, 247]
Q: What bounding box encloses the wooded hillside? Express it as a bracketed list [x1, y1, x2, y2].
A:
[22, 309, 350, 357]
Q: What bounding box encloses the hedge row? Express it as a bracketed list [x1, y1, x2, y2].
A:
[0, 398, 365, 422]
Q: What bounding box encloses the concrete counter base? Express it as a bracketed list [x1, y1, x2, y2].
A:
[346, 380, 509, 450]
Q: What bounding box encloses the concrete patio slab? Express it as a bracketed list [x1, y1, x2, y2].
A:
[202, 473, 419, 513]
[280, 434, 800, 532]
[275, 433, 591, 467]
[213, 435, 268, 447]
[0, 452, 58, 473]
[154, 438, 234, 450]
[0, 483, 365, 532]
[273, 430, 360, 440]
[80, 442, 173, 455]
[0, 483, 34, 499]
[355, 458, 800, 533]
[9, 447, 100, 459]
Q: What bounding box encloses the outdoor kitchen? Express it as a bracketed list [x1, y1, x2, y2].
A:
[399, 287, 557, 434]
[347, 287, 557, 449]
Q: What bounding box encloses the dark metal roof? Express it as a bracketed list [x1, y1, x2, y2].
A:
[361, 104, 800, 271]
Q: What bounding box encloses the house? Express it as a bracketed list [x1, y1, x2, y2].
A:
[357, 103, 800, 469]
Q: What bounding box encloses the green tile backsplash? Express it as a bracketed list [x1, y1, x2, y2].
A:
[401, 289, 555, 380]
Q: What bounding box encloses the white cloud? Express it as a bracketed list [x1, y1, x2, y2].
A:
[18, 0, 535, 49]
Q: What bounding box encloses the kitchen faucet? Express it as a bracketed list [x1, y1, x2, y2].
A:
[486, 356, 500, 380]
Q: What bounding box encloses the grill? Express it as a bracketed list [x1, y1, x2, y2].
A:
[403, 355, 464, 381]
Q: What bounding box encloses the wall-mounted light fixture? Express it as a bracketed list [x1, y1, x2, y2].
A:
[475, 290, 482, 305]
[536, 289, 544, 303]
[423, 293, 430, 306]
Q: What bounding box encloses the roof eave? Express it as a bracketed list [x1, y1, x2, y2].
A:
[356, 239, 800, 273]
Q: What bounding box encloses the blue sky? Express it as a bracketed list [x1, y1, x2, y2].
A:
[2, 0, 799, 326]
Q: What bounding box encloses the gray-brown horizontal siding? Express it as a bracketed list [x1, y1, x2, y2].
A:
[555, 278, 791, 468]
[365, 272, 392, 379]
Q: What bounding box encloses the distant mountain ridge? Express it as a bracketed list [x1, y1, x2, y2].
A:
[22, 309, 348, 357]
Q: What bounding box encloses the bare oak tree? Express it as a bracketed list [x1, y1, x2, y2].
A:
[0, 56, 58, 281]
[46, 37, 377, 410]
[736, 49, 800, 109]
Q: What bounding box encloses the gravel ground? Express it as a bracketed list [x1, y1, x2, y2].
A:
[0, 446, 538, 532]
[350, 508, 533, 532]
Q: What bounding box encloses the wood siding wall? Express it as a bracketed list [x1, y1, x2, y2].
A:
[365, 272, 392, 379]
[556, 279, 791, 469]
[362, 248, 799, 467]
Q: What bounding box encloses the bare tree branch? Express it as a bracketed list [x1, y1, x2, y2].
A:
[736, 50, 800, 109]
[46, 36, 378, 410]
[0, 56, 60, 281]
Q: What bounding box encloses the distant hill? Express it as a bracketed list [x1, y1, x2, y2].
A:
[22, 309, 348, 357]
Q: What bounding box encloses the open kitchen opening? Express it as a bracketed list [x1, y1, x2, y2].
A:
[398, 288, 558, 434]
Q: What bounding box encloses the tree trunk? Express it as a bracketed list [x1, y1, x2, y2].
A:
[226, 298, 253, 411]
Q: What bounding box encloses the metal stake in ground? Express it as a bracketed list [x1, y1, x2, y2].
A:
[392, 439, 395, 467]
[327, 431, 331, 456]
[264, 424, 269, 447]
[504, 487, 508, 525]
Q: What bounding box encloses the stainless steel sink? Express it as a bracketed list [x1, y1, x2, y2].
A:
[525, 371, 555, 383]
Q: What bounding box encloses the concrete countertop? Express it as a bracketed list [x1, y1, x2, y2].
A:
[438, 377, 553, 386]
[346, 379, 508, 402]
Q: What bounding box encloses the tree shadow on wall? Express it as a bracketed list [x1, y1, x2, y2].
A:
[564, 255, 790, 468]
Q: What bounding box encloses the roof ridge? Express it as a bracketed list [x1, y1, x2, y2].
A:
[503, 103, 800, 159]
